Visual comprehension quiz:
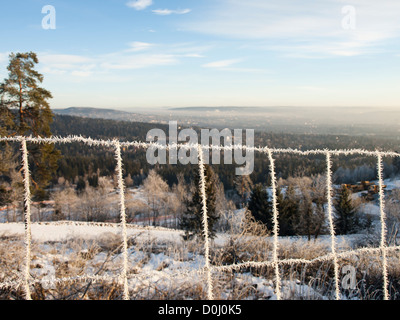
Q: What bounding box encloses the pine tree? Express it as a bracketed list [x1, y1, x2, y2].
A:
[393, 154, 400, 176]
[248, 183, 273, 230]
[279, 184, 300, 236]
[334, 185, 358, 235]
[0, 52, 60, 197]
[298, 193, 314, 241]
[180, 165, 219, 240]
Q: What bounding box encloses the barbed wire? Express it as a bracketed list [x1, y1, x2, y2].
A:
[114, 140, 130, 300]
[197, 145, 214, 300]
[265, 149, 282, 300]
[325, 151, 340, 300]
[0, 135, 399, 300]
[20, 138, 32, 300]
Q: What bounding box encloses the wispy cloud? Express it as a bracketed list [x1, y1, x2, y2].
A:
[202, 58, 268, 73]
[40, 54, 93, 65]
[38, 54, 95, 77]
[100, 54, 178, 70]
[202, 58, 242, 68]
[37, 41, 208, 79]
[70, 70, 94, 78]
[183, 0, 400, 58]
[127, 41, 155, 52]
[126, 0, 153, 11]
[152, 8, 191, 16]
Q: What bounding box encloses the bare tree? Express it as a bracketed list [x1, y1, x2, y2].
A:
[287, 175, 328, 240]
[386, 189, 400, 245]
[142, 169, 169, 226]
[171, 173, 188, 228]
[125, 173, 134, 188]
[234, 175, 253, 208]
[78, 177, 115, 222]
[51, 186, 79, 221]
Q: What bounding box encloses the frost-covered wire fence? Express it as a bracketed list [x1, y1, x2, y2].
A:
[1, 135, 400, 300]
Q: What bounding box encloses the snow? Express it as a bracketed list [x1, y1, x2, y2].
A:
[0, 220, 336, 300]
[384, 178, 400, 191]
[0, 222, 186, 244]
[1, 176, 398, 299]
[360, 202, 380, 216]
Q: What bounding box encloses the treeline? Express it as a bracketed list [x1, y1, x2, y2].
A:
[51, 114, 166, 142]
[49, 114, 400, 193]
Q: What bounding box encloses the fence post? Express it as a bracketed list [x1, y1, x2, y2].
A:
[21, 137, 32, 300]
[197, 145, 214, 300]
[325, 151, 340, 300]
[114, 140, 130, 300]
[266, 149, 282, 300]
[376, 152, 389, 300]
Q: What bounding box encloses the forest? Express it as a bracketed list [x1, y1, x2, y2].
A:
[49, 114, 400, 190]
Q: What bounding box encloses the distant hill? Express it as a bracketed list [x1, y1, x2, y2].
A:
[51, 114, 168, 141]
[53, 107, 149, 122]
[52, 106, 400, 137]
[169, 106, 254, 112]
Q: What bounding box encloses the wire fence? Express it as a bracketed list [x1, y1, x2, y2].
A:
[1, 135, 400, 300]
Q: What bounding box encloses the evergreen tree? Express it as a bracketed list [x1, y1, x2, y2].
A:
[0, 52, 60, 196]
[393, 154, 400, 176]
[296, 193, 314, 241]
[248, 183, 273, 230]
[180, 165, 219, 240]
[279, 184, 300, 236]
[334, 185, 358, 234]
[76, 177, 86, 193]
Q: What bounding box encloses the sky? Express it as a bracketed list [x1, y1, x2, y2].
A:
[0, 0, 400, 110]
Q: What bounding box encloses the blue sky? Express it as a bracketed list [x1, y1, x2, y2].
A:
[0, 0, 400, 109]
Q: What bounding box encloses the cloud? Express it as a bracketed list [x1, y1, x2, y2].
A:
[163, 42, 213, 58]
[40, 54, 93, 65]
[101, 54, 178, 70]
[37, 41, 209, 80]
[152, 8, 191, 15]
[70, 70, 93, 77]
[0, 52, 9, 63]
[202, 58, 268, 73]
[183, 53, 204, 58]
[38, 53, 96, 77]
[183, 0, 400, 57]
[202, 58, 242, 68]
[126, 0, 153, 11]
[127, 41, 155, 52]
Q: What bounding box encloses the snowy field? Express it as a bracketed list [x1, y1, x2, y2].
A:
[0, 177, 399, 300]
[0, 218, 399, 300]
[0, 221, 325, 300]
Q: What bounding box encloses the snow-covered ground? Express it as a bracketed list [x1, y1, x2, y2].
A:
[0, 221, 183, 243]
[0, 220, 365, 300]
[1, 176, 398, 300]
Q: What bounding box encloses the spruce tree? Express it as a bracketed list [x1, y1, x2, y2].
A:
[279, 184, 300, 236]
[298, 194, 314, 241]
[248, 183, 273, 230]
[393, 154, 400, 176]
[0, 52, 60, 197]
[334, 185, 358, 234]
[180, 165, 219, 240]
